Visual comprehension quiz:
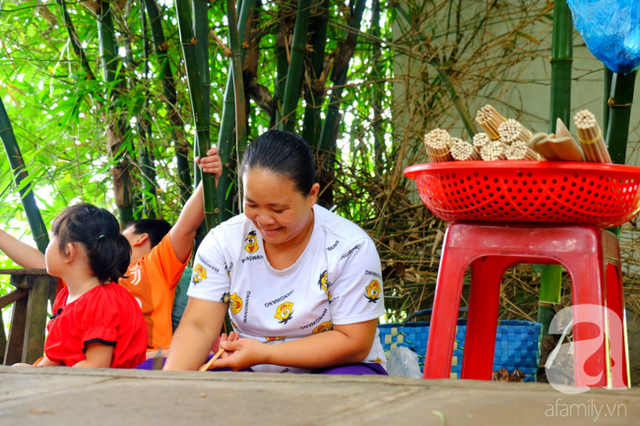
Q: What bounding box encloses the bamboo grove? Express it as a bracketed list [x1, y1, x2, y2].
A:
[2, 1, 640, 320]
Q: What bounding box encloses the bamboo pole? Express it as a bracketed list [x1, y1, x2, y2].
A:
[605, 70, 637, 165]
[143, 0, 192, 205]
[432, 58, 477, 138]
[226, 0, 247, 190]
[215, 0, 255, 223]
[0, 98, 50, 253]
[274, 4, 292, 127]
[139, 4, 158, 219]
[174, 0, 217, 231]
[279, 0, 312, 132]
[539, 0, 573, 335]
[301, 0, 329, 147]
[98, 0, 134, 225]
[370, 0, 384, 176]
[317, 0, 367, 153]
[193, 0, 211, 186]
[56, 0, 96, 80]
[603, 66, 613, 133]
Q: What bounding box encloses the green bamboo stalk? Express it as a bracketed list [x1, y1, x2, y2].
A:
[274, 5, 292, 127]
[301, 0, 329, 147]
[0, 98, 49, 253]
[226, 0, 247, 172]
[603, 66, 614, 133]
[98, 0, 134, 225]
[193, 0, 211, 186]
[174, 0, 217, 231]
[370, 0, 384, 175]
[278, 0, 312, 132]
[216, 0, 255, 223]
[143, 0, 192, 205]
[432, 60, 477, 138]
[139, 5, 158, 219]
[56, 0, 96, 80]
[538, 0, 574, 335]
[317, 0, 367, 153]
[606, 70, 637, 165]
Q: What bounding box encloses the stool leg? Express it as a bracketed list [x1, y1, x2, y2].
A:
[461, 256, 512, 380]
[566, 257, 607, 388]
[602, 230, 629, 388]
[424, 252, 467, 379]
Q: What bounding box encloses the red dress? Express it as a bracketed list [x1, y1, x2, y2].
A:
[45, 283, 147, 368]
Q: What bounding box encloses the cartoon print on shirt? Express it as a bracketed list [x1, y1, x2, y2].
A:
[313, 321, 332, 334]
[365, 280, 381, 303]
[265, 336, 286, 342]
[224, 261, 233, 278]
[219, 292, 230, 303]
[229, 292, 243, 314]
[192, 264, 207, 284]
[231, 320, 238, 330]
[274, 301, 294, 324]
[369, 357, 382, 364]
[317, 270, 328, 293]
[244, 230, 259, 253]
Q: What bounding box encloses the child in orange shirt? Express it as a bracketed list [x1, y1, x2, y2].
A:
[14, 204, 147, 368]
[0, 147, 222, 355]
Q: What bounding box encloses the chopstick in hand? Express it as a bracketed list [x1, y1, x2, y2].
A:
[199, 347, 225, 372]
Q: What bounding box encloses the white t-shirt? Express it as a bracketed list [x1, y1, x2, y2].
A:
[187, 204, 387, 373]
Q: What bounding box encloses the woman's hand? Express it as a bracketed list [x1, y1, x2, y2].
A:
[212, 337, 270, 371]
[217, 331, 240, 360]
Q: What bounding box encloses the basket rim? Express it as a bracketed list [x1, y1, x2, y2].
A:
[403, 161, 640, 180]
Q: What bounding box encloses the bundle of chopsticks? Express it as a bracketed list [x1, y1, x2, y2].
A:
[423, 105, 612, 164]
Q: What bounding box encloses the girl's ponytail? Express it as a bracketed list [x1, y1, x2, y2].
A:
[51, 204, 131, 283]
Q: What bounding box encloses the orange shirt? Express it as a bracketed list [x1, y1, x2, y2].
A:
[119, 234, 190, 351]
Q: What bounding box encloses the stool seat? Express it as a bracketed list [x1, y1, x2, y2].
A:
[424, 221, 629, 389]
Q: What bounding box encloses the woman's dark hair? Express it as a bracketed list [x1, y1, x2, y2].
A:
[51, 204, 131, 284]
[124, 219, 172, 249]
[239, 129, 316, 195]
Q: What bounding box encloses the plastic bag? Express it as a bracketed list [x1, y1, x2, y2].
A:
[386, 346, 422, 379]
[567, 0, 640, 74]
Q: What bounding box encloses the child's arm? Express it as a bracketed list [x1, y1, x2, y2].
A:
[170, 147, 222, 263]
[37, 356, 63, 367]
[72, 343, 113, 368]
[0, 229, 46, 269]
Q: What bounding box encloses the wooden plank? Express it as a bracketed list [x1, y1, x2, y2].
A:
[0, 314, 5, 365]
[0, 288, 28, 310]
[24, 276, 49, 364]
[4, 295, 27, 365]
[10, 274, 28, 290]
[0, 269, 49, 276]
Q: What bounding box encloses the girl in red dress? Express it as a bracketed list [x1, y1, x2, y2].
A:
[19, 204, 147, 368]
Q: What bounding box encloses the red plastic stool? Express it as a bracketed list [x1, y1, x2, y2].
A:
[424, 221, 630, 388]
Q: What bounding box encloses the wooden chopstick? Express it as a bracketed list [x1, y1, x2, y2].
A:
[199, 347, 225, 372]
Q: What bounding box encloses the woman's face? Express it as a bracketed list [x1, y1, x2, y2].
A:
[243, 167, 319, 246]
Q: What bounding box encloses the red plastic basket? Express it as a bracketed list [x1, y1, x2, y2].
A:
[403, 161, 640, 228]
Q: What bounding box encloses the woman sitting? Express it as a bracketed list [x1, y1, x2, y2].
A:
[164, 129, 387, 375]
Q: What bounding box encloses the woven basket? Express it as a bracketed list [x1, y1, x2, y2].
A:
[378, 313, 543, 382]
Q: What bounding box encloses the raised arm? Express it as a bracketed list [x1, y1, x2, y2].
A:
[0, 229, 46, 269]
[169, 147, 222, 263]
